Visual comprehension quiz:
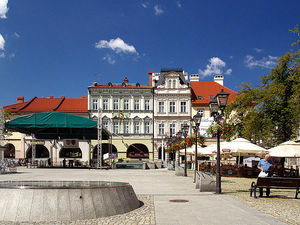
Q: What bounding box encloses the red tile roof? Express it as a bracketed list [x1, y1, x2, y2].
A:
[190, 81, 236, 105]
[89, 84, 151, 89]
[4, 97, 88, 113]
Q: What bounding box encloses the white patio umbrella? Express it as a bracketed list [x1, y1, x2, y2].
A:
[198, 141, 231, 156]
[179, 144, 203, 155]
[268, 141, 300, 157]
[224, 138, 266, 157]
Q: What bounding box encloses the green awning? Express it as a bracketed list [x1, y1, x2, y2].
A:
[5, 112, 110, 140]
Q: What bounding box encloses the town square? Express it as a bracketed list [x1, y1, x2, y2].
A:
[0, 0, 299, 224]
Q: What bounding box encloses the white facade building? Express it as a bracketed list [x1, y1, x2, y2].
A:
[151, 69, 192, 161]
[88, 77, 154, 160]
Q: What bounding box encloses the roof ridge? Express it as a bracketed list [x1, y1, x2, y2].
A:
[18, 97, 37, 111]
[53, 97, 65, 111]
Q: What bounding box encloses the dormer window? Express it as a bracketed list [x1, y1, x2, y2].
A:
[197, 96, 203, 100]
[136, 83, 140, 87]
[169, 80, 172, 88]
[108, 82, 113, 87]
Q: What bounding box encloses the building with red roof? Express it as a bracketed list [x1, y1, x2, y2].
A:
[4, 96, 88, 117]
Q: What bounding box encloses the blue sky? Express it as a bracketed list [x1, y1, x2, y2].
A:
[0, 0, 299, 106]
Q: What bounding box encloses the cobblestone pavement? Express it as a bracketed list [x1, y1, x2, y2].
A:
[0, 195, 155, 225]
[221, 177, 300, 225]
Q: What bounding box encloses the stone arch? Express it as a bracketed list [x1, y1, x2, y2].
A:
[4, 143, 15, 158]
[59, 148, 82, 158]
[26, 145, 50, 158]
[127, 144, 149, 159]
[92, 143, 118, 160]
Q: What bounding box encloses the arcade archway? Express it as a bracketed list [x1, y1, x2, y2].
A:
[92, 143, 118, 159]
[4, 143, 15, 158]
[127, 144, 149, 159]
[26, 145, 50, 158]
[59, 148, 82, 158]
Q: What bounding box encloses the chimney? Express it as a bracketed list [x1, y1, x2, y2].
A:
[148, 70, 154, 87]
[190, 74, 199, 82]
[92, 82, 98, 87]
[214, 75, 224, 86]
[49, 96, 54, 99]
[124, 77, 129, 84]
[82, 95, 86, 98]
[17, 96, 24, 104]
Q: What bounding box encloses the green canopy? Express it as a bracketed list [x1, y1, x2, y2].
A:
[5, 112, 110, 140]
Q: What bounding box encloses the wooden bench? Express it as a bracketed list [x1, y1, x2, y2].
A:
[250, 177, 300, 199]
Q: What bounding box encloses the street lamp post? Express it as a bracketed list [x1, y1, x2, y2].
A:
[190, 111, 203, 183]
[209, 89, 230, 194]
[176, 131, 183, 167]
[182, 125, 189, 177]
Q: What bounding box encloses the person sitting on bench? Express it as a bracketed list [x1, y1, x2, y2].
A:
[257, 154, 275, 197]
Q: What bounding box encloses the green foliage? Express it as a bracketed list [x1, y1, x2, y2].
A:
[206, 122, 235, 141]
[226, 25, 300, 147]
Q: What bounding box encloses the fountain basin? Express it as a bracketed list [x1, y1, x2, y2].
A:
[0, 181, 140, 222]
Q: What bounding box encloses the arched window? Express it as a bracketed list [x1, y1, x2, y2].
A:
[169, 80, 172, 88]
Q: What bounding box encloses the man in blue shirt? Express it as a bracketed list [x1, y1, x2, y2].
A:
[257, 154, 274, 197]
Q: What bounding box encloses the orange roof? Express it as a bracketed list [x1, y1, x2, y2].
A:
[190, 81, 236, 105]
[4, 97, 88, 113]
[89, 84, 151, 89]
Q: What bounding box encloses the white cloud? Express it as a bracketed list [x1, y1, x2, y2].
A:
[8, 52, 15, 59]
[0, 0, 8, 19]
[95, 37, 137, 54]
[154, 5, 164, 15]
[0, 33, 5, 50]
[254, 48, 263, 53]
[102, 55, 116, 64]
[141, 2, 148, 8]
[13, 32, 20, 38]
[176, 1, 182, 8]
[225, 68, 232, 75]
[244, 55, 278, 69]
[198, 57, 232, 78]
[0, 52, 4, 58]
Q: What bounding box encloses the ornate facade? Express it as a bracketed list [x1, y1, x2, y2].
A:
[151, 69, 192, 161]
[88, 77, 154, 160]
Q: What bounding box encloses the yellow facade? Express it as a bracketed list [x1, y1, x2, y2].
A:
[91, 138, 153, 161]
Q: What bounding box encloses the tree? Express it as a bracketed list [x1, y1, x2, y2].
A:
[226, 25, 300, 147]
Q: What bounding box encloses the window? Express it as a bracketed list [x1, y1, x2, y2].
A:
[169, 102, 176, 113]
[158, 102, 165, 113]
[198, 110, 204, 117]
[169, 80, 172, 88]
[134, 99, 140, 110]
[170, 124, 176, 136]
[159, 124, 165, 135]
[123, 99, 129, 110]
[113, 121, 119, 134]
[180, 102, 186, 113]
[145, 122, 150, 134]
[173, 80, 176, 88]
[92, 99, 98, 110]
[102, 99, 108, 110]
[103, 121, 108, 129]
[197, 96, 203, 100]
[145, 100, 150, 110]
[123, 121, 129, 134]
[113, 99, 119, 110]
[134, 121, 140, 134]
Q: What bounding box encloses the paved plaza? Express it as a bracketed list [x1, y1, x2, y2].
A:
[0, 168, 287, 225]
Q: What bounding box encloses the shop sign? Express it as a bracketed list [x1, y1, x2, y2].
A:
[31, 139, 45, 145]
[63, 139, 79, 148]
